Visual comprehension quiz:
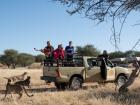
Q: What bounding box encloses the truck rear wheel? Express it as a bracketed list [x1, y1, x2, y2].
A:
[55, 82, 67, 90]
[69, 77, 82, 90]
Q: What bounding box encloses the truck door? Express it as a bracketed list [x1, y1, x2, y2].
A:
[106, 60, 116, 81]
[85, 60, 101, 82]
[85, 58, 116, 82]
[100, 59, 116, 81]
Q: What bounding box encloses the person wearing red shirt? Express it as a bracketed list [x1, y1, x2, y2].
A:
[53, 44, 65, 61]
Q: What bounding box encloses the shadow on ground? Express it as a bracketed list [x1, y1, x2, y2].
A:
[0, 87, 57, 94]
[0, 85, 99, 94]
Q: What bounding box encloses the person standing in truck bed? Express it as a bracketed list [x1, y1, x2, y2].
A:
[65, 41, 74, 61]
[41, 41, 54, 66]
[53, 44, 65, 65]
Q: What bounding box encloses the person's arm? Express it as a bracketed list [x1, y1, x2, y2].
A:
[61, 50, 65, 59]
[65, 46, 68, 55]
[51, 46, 54, 52]
[72, 46, 74, 55]
[34, 48, 42, 52]
[40, 48, 45, 53]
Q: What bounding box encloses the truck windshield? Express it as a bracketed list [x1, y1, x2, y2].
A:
[106, 60, 114, 67]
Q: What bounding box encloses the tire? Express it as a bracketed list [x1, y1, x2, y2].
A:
[69, 77, 82, 90]
[54, 82, 61, 90]
[55, 82, 67, 90]
[116, 75, 128, 88]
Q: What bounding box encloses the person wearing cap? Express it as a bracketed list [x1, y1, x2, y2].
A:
[98, 50, 109, 80]
[119, 60, 140, 93]
[41, 41, 54, 66]
[65, 41, 74, 61]
[98, 50, 109, 61]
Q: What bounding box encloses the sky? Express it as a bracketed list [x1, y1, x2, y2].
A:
[0, 0, 140, 55]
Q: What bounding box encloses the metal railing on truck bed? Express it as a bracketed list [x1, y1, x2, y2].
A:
[43, 57, 84, 67]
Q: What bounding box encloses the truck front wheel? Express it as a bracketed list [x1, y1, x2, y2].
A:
[116, 75, 128, 88]
[69, 77, 82, 90]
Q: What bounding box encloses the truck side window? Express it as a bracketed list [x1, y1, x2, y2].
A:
[87, 59, 97, 67]
[87, 59, 93, 67]
[91, 60, 97, 67]
[97, 60, 102, 67]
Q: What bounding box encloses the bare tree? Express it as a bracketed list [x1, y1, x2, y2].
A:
[52, 0, 140, 50]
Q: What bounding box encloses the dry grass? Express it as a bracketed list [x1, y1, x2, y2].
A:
[0, 68, 45, 87]
[28, 63, 43, 69]
[0, 68, 140, 105]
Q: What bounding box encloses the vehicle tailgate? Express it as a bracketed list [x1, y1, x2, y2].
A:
[42, 66, 59, 77]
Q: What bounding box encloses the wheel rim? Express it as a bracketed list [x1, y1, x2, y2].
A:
[71, 78, 81, 90]
[117, 76, 127, 87]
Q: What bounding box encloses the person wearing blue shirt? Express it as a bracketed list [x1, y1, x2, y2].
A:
[65, 41, 74, 61]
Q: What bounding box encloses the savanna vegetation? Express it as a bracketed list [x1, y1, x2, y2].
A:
[0, 45, 140, 68]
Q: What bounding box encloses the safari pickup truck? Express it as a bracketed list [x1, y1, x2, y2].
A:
[41, 56, 131, 90]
